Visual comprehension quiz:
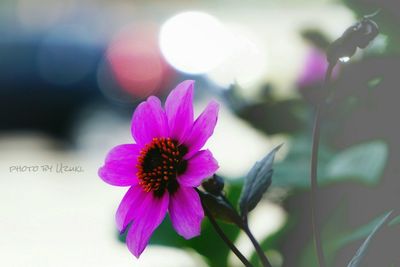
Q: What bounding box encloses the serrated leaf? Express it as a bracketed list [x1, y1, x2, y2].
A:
[198, 191, 243, 227]
[347, 211, 392, 267]
[239, 144, 282, 217]
[325, 140, 388, 185]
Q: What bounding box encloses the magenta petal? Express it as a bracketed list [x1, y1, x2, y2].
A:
[169, 187, 204, 239]
[164, 80, 194, 142]
[115, 185, 148, 233]
[126, 192, 169, 258]
[98, 144, 140, 186]
[184, 100, 219, 159]
[131, 96, 169, 145]
[178, 150, 219, 187]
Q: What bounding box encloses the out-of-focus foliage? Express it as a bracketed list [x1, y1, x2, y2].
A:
[324, 140, 388, 185]
[272, 135, 333, 188]
[300, 207, 393, 267]
[273, 138, 388, 188]
[224, 84, 307, 135]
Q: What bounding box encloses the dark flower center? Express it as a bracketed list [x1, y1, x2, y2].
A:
[137, 137, 188, 197]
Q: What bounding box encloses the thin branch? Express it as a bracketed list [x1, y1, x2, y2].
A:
[198, 189, 253, 267]
[310, 63, 335, 267]
[243, 222, 272, 267]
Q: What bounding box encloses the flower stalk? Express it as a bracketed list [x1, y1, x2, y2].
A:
[242, 221, 272, 267]
[198, 188, 253, 267]
[309, 63, 335, 267]
[310, 12, 380, 267]
[199, 176, 273, 267]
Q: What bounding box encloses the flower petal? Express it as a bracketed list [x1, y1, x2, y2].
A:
[115, 185, 148, 233]
[131, 96, 169, 145]
[126, 192, 169, 258]
[98, 144, 140, 186]
[178, 150, 219, 187]
[169, 187, 204, 239]
[184, 100, 219, 159]
[165, 80, 194, 142]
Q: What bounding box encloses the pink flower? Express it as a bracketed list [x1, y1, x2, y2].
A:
[98, 80, 219, 257]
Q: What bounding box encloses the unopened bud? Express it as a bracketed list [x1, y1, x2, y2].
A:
[202, 175, 225, 195]
[327, 13, 379, 65]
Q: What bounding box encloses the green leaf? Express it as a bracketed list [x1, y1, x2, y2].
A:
[239, 144, 282, 217]
[325, 140, 388, 185]
[367, 77, 383, 89]
[347, 211, 392, 267]
[198, 191, 243, 227]
[389, 215, 400, 227]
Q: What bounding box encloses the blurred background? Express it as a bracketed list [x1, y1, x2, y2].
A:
[0, 0, 399, 266]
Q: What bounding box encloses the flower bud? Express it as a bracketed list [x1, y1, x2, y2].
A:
[327, 15, 379, 65]
[202, 175, 225, 195]
[357, 19, 379, 49]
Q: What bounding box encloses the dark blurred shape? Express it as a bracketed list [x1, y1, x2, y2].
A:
[198, 189, 243, 226]
[301, 29, 331, 51]
[223, 83, 305, 135]
[0, 34, 105, 140]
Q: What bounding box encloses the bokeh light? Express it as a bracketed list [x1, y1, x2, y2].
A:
[159, 11, 231, 74]
[339, 56, 350, 63]
[207, 25, 268, 89]
[106, 24, 173, 98]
